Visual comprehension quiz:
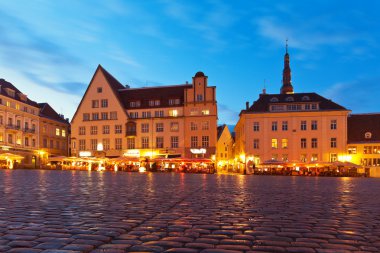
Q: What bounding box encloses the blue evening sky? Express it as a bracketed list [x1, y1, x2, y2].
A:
[1, 0, 379, 125]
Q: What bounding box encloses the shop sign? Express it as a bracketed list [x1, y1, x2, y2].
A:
[79, 151, 92, 157]
[124, 150, 140, 157]
[190, 148, 206, 154]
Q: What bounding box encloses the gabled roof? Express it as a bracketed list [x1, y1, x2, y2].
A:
[217, 124, 226, 140]
[348, 113, 380, 143]
[0, 78, 39, 107]
[242, 92, 348, 114]
[119, 84, 191, 109]
[38, 103, 69, 125]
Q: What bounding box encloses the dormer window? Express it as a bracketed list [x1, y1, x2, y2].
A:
[196, 94, 203, 102]
[285, 96, 294, 102]
[270, 97, 279, 103]
[169, 98, 180, 105]
[5, 88, 15, 98]
[130, 101, 141, 108]
[149, 100, 160, 106]
[365, 132, 372, 139]
[18, 93, 27, 102]
[302, 96, 310, 101]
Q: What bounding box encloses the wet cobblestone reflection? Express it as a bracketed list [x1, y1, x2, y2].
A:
[0, 170, 380, 252]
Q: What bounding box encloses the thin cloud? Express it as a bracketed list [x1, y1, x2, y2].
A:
[218, 103, 239, 125]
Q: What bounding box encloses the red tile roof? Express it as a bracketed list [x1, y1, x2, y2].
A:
[0, 78, 39, 107]
[38, 103, 69, 124]
[348, 113, 380, 143]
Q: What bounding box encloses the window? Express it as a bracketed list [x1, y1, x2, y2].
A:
[141, 123, 149, 133]
[115, 125, 122, 134]
[171, 136, 179, 148]
[301, 154, 307, 162]
[311, 104, 318, 110]
[301, 138, 307, 149]
[142, 111, 151, 118]
[97, 87, 102, 93]
[201, 110, 209, 115]
[281, 139, 288, 149]
[282, 121, 288, 131]
[190, 122, 197, 131]
[331, 138, 337, 148]
[348, 146, 357, 154]
[169, 98, 180, 105]
[79, 127, 86, 135]
[170, 122, 179, 132]
[62, 130, 66, 137]
[253, 122, 260, 132]
[6, 101, 11, 107]
[129, 112, 138, 119]
[103, 138, 110, 150]
[90, 139, 97, 150]
[156, 137, 164, 148]
[330, 153, 337, 162]
[92, 113, 99, 120]
[300, 121, 307, 131]
[285, 96, 294, 102]
[24, 137, 29, 147]
[305, 104, 311, 110]
[196, 94, 203, 102]
[282, 154, 288, 162]
[253, 139, 259, 149]
[23, 121, 28, 130]
[56, 141, 60, 150]
[202, 121, 209, 130]
[270, 97, 279, 102]
[156, 123, 164, 132]
[302, 96, 310, 101]
[127, 138, 135, 149]
[130, 101, 141, 107]
[191, 136, 198, 148]
[331, 120, 337, 130]
[202, 136, 209, 148]
[103, 125, 110, 134]
[169, 109, 178, 117]
[92, 100, 99, 108]
[311, 154, 318, 162]
[56, 128, 60, 136]
[32, 138, 36, 147]
[0, 133, 3, 142]
[115, 138, 122, 150]
[311, 120, 317, 130]
[79, 139, 86, 150]
[142, 137, 149, 148]
[101, 112, 108, 120]
[155, 110, 164, 117]
[271, 105, 284, 111]
[83, 113, 90, 121]
[365, 132, 372, 139]
[190, 108, 198, 115]
[0, 116, 2, 125]
[272, 121, 278, 131]
[8, 134, 13, 144]
[364, 146, 372, 154]
[311, 138, 318, 148]
[271, 139, 278, 149]
[286, 104, 302, 111]
[110, 111, 117, 120]
[101, 99, 108, 108]
[149, 100, 160, 106]
[90, 126, 98, 135]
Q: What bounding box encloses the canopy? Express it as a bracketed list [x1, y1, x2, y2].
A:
[0, 153, 24, 160]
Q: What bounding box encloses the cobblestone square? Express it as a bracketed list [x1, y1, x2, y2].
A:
[0, 170, 380, 252]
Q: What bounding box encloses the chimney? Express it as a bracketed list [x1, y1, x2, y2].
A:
[262, 88, 266, 94]
[246, 101, 249, 110]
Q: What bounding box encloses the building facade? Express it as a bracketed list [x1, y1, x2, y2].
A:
[71, 65, 217, 160]
[234, 48, 350, 171]
[216, 124, 235, 172]
[38, 103, 70, 164]
[347, 113, 380, 177]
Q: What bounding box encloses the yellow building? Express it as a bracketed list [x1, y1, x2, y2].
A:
[347, 113, 380, 177]
[71, 65, 217, 160]
[0, 78, 40, 168]
[235, 48, 350, 172]
[38, 103, 70, 164]
[216, 124, 235, 173]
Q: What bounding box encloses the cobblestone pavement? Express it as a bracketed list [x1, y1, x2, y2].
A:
[0, 170, 380, 253]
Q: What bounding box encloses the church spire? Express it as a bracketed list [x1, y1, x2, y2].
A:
[280, 39, 294, 94]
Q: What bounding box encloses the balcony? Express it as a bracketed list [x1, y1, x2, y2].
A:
[126, 130, 136, 136]
[6, 124, 21, 131]
[24, 127, 36, 134]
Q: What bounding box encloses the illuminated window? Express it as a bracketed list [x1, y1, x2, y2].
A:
[156, 136, 164, 148]
[156, 123, 164, 132]
[253, 139, 259, 149]
[282, 154, 288, 162]
[202, 110, 209, 115]
[16, 104, 20, 110]
[301, 154, 307, 162]
[311, 138, 318, 148]
[253, 122, 260, 132]
[16, 135, 22, 145]
[330, 120, 337, 130]
[0, 133, 3, 142]
[56, 128, 60, 136]
[348, 146, 357, 154]
[190, 122, 197, 131]
[6, 101, 10, 107]
[141, 123, 149, 133]
[271, 139, 278, 149]
[90, 126, 98, 135]
[171, 136, 179, 148]
[301, 138, 307, 149]
[365, 132, 372, 139]
[311, 154, 318, 162]
[142, 137, 149, 148]
[191, 136, 198, 148]
[282, 139, 288, 149]
[330, 153, 337, 162]
[62, 130, 66, 137]
[169, 109, 178, 117]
